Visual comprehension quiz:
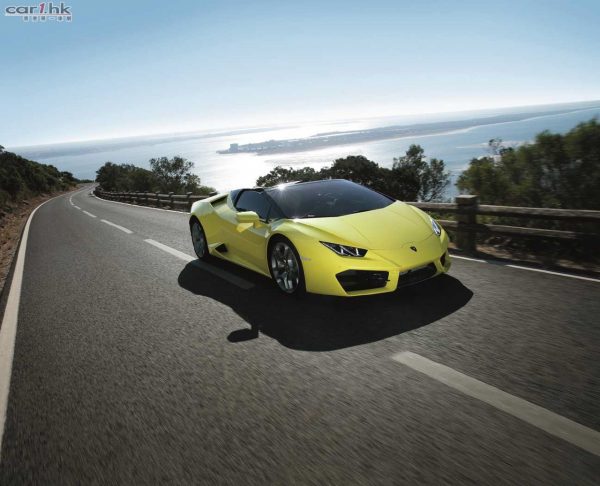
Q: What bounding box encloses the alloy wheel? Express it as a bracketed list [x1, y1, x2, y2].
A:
[270, 241, 300, 293]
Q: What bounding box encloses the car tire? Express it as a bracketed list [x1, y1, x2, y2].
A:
[268, 236, 306, 295]
[190, 218, 210, 260]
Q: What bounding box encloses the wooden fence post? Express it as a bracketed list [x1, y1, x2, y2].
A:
[155, 192, 161, 208]
[169, 192, 174, 208]
[455, 195, 478, 253]
[186, 192, 193, 211]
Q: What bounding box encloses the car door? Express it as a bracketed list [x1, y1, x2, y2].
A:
[229, 190, 273, 273]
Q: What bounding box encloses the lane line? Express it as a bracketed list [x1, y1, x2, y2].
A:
[392, 352, 600, 457]
[100, 219, 133, 234]
[82, 210, 96, 218]
[0, 195, 59, 459]
[73, 205, 81, 210]
[144, 239, 195, 262]
[144, 239, 254, 290]
[451, 254, 600, 283]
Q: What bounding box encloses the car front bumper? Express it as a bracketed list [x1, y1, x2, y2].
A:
[298, 231, 451, 297]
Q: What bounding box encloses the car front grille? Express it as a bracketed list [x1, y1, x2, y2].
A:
[397, 263, 437, 288]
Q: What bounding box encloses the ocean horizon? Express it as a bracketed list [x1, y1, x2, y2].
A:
[8, 100, 600, 196]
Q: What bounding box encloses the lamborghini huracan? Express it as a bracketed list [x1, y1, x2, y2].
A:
[189, 179, 451, 296]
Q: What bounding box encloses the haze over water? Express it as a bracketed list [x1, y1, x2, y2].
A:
[10, 101, 600, 196]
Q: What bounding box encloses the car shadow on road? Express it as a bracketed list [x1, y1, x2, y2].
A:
[178, 259, 473, 351]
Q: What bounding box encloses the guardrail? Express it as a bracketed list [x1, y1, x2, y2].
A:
[411, 195, 600, 252]
[94, 189, 209, 212]
[94, 189, 600, 253]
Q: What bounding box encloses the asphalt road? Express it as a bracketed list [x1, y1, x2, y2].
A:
[0, 188, 599, 484]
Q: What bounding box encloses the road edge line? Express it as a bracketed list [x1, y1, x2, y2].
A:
[450, 254, 600, 283]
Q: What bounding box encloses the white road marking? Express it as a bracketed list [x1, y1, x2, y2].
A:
[392, 352, 600, 457]
[451, 254, 600, 283]
[0, 196, 58, 458]
[144, 239, 254, 289]
[73, 205, 81, 210]
[100, 219, 133, 234]
[144, 239, 195, 262]
[82, 210, 96, 218]
[451, 255, 488, 263]
[504, 264, 600, 282]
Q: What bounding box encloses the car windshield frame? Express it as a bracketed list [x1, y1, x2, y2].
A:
[265, 179, 395, 219]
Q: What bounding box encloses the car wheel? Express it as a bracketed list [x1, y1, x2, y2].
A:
[190, 219, 210, 260]
[268, 237, 305, 295]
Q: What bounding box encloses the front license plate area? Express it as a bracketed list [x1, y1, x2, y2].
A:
[397, 263, 437, 288]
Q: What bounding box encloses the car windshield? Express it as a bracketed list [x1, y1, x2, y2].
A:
[266, 179, 394, 219]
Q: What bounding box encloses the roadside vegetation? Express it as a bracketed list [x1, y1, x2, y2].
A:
[257, 146, 450, 202]
[95, 156, 215, 195]
[0, 145, 79, 210]
[458, 119, 600, 210]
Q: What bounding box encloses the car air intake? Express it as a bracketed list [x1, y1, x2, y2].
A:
[397, 263, 437, 288]
[336, 270, 389, 292]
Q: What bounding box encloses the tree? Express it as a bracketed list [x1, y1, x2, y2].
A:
[487, 138, 504, 156]
[456, 156, 509, 204]
[255, 147, 450, 201]
[95, 158, 214, 194]
[96, 162, 125, 191]
[95, 162, 156, 192]
[391, 145, 450, 201]
[256, 166, 319, 187]
[457, 119, 600, 209]
[324, 155, 386, 187]
[149, 156, 194, 193]
[1, 149, 76, 205]
[60, 171, 77, 184]
[182, 173, 216, 195]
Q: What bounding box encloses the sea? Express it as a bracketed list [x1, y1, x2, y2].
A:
[9, 101, 600, 197]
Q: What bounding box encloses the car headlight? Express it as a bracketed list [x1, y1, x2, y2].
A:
[430, 217, 442, 237]
[320, 241, 367, 257]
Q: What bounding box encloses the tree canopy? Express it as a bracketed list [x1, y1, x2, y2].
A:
[256, 146, 450, 202]
[95, 156, 215, 195]
[457, 118, 600, 209]
[0, 149, 77, 207]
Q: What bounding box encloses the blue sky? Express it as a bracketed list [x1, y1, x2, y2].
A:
[1, 0, 599, 146]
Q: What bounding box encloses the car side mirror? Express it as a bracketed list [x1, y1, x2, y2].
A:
[236, 211, 260, 223]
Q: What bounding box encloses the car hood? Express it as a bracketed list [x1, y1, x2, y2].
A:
[294, 201, 433, 250]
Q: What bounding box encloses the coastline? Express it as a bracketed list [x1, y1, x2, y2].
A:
[216, 106, 600, 156]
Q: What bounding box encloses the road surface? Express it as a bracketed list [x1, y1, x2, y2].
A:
[0, 188, 599, 484]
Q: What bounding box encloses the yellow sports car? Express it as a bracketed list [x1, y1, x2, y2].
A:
[189, 179, 450, 296]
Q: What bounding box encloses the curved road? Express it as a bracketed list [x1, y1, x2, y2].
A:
[0, 188, 599, 484]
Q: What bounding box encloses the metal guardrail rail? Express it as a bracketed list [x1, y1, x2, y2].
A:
[94, 189, 209, 212]
[94, 189, 600, 252]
